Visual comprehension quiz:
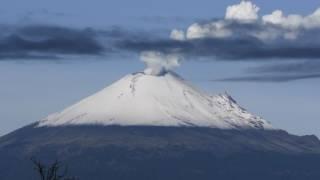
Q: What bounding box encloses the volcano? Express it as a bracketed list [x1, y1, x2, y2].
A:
[1, 67, 320, 180]
[39, 71, 271, 129]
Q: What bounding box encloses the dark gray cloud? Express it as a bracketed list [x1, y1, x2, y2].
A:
[116, 21, 320, 60]
[0, 24, 104, 60]
[227, 61, 320, 82]
[0, 24, 170, 60]
[3, 22, 320, 61]
[113, 19, 320, 83]
[215, 74, 320, 83]
[249, 61, 320, 74]
[1, 21, 320, 84]
[117, 37, 320, 60]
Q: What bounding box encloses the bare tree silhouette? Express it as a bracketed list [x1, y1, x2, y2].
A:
[31, 158, 78, 180]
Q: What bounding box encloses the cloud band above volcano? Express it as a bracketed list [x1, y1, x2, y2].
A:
[118, 1, 320, 60]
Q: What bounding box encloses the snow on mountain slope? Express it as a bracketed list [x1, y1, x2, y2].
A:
[38, 71, 272, 129]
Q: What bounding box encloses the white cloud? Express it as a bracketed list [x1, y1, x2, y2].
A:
[252, 28, 281, 41]
[225, 1, 260, 22]
[140, 51, 182, 76]
[170, 1, 320, 42]
[171, 1, 258, 41]
[262, 10, 303, 29]
[262, 10, 284, 25]
[170, 29, 185, 41]
[263, 8, 320, 30]
[186, 21, 232, 39]
[303, 8, 320, 29]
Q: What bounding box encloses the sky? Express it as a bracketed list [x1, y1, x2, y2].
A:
[0, 0, 320, 136]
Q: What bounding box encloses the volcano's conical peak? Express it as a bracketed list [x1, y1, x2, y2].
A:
[39, 51, 271, 129]
[38, 68, 272, 129]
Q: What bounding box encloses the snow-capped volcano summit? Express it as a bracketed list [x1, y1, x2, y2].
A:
[38, 69, 272, 129]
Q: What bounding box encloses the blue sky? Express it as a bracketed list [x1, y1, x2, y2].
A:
[0, 0, 320, 136]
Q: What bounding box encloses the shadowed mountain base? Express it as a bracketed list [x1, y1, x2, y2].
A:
[1, 124, 320, 180]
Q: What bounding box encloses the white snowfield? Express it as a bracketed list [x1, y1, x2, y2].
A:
[38, 71, 272, 129]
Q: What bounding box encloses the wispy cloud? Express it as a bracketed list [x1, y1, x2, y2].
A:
[215, 74, 320, 83]
[249, 61, 320, 74]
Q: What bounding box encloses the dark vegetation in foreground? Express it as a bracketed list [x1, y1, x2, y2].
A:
[31, 158, 77, 180]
